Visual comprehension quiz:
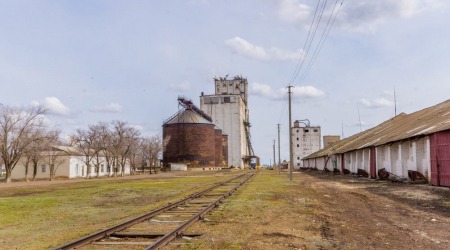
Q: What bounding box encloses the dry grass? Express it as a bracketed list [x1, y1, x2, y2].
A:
[0, 171, 237, 249]
[176, 170, 330, 250]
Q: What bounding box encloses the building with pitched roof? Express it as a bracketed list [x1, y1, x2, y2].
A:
[302, 99, 450, 187]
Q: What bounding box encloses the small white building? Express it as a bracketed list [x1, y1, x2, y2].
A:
[292, 121, 321, 169]
[200, 76, 253, 168]
[10, 146, 130, 180]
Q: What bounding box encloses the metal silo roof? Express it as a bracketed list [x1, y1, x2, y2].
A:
[164, 109, 213, 125]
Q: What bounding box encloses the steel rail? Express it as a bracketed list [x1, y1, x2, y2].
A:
[53, 173, 248, 250]
[145, 173, 255, 249]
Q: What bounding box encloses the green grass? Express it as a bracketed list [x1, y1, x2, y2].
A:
[0, 172, 237, 249]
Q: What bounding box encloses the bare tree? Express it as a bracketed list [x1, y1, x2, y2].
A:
[96, 122, 114, 177]
[142, 135, 162, 174]
[0, 105, 47, 183]
[110, 121, 140, 177]
[21, 152, 32, 181]
[70, 126, 101, 179]
[128, 138, 144, 175]
[22, 139, 42, 181]
[88, 123, 106, 177]
[41, 130, 62, 181]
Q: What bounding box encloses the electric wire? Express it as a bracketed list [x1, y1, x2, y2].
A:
[288, 0, 322, 85]
[290, 0, 328, 85]
[298, 0, 344, 84]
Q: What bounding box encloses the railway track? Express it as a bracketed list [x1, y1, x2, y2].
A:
[54, 172, 255, 249]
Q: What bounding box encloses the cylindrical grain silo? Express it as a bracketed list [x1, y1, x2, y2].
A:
[163, 108, 216, 168]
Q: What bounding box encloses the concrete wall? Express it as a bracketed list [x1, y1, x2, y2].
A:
[201, 95, 248, 168]
[292, 126, 321, 169]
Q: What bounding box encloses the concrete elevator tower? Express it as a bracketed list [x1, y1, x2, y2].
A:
[200, 76, 254, 168]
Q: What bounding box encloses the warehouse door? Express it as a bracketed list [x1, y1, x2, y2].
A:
[430, 131, 450, 187]
[370, 147, 377, 178]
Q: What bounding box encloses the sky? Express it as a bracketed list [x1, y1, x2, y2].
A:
[1, 0, 450, 165]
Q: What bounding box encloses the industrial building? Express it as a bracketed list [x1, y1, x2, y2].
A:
[162, 97, 228, 168]
[292, 120, 321, 169]
[302, 99, 450, 187]
[200, 76, 256, 168]
[323, 135, 341, 147]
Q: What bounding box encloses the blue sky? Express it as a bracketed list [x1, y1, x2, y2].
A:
[1, 0, 450, 165]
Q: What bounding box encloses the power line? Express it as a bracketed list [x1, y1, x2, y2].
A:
[298, 0, 344, 84]
[289, 0, 323, 84]
[291, 0, 328, 84]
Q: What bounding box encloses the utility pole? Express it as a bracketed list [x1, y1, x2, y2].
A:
[277, 123, 281, 174]
[273, 140, 276, 170]
[288, 85, 294, 181]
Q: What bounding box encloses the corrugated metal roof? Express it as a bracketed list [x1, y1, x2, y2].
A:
[164, 109, 213, 125]
[304, 99, 450, 159]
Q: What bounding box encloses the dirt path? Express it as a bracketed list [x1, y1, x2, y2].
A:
[305, 172, 450, 249]
[178, 171, 450, 250]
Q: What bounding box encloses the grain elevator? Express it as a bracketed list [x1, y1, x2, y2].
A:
[200, 76, 255, 168]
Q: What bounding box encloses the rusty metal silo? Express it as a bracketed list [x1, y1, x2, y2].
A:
[163, 104, 216, 168]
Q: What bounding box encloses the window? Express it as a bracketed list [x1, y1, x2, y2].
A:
[305, 129, 309, 132]
[297, 163, 300, 166]
[296, 130, 299, 133]
[296, 137, 299, 140]
[297, 157, 300, 160]
[41, 165, 46, 173]
[100, 164, 104, 173]
[313, 129, 318, 132]
[223, 97, 231, 103]
[297, 144, 299, 147]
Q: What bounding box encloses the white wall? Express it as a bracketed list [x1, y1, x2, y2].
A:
[292, 126, 321, 169]
[201, 95, 248, 168]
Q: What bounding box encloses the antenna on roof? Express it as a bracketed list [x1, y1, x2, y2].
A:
[394, 85, 397, 116]
[358, 106, 362, 132]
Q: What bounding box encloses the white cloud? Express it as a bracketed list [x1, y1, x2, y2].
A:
[277, 0, 311, 23]
[31, 97, 70, 116]
[359, 97, 394, 108]
[169, 82, 191, 92]
[225, 37, 302, 61]
[250, 82, 325, 100]
[225, 37, 269, 60]
[89, 103, 124, 113]
[276, 0, 448, 33]
[337, 0, 448, 33]
[269, 47, 304, 61]
[292, 86, 325, 99]
[251, 82, 274, 97]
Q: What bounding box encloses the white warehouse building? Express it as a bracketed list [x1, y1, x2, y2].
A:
[302, 99, 450, 187]
[200, 76, 253, 168]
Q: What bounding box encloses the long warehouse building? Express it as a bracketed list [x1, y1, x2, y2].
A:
[302, 99, 450, 187]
